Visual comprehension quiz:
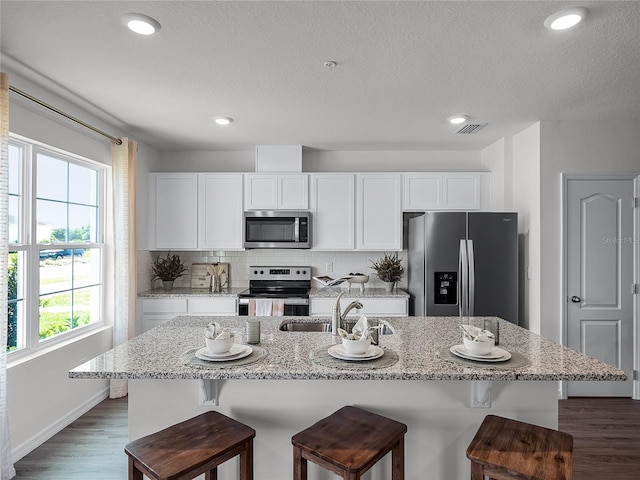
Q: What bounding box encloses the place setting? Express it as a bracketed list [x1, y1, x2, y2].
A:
[311, 315, 399, 369]
[439, 324, 530, 369]
[180, 321, 267, 369]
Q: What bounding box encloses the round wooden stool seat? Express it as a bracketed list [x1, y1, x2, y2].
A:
[292, 405, 408, 480]
[125, 411, 255, 480]
[466, 415, 573, 480]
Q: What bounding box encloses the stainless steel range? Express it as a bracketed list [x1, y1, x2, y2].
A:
[238, 266, 311, 316]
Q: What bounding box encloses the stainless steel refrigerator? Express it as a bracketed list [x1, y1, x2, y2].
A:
[407, 212, 518, 324]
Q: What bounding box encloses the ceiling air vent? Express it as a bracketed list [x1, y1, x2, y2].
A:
[455, 123, 487, 134]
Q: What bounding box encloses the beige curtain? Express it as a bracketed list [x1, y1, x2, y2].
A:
[0, 72, 17, 478]
[110, 137, 137, 398]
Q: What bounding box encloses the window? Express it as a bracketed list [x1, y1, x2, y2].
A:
[6, 135, 107, 354]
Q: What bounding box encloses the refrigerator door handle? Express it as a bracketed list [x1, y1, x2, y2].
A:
[467, 239, 475, 316]
[459, 239, 468, 317]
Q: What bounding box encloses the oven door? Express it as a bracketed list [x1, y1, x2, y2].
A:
[238, 297, 309, 316]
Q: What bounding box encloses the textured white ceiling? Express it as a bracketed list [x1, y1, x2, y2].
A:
[1, 1, 639, 152]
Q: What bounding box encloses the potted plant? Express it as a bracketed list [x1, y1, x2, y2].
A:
[369, 252, 404, 292]
[151, 252, 188, 291]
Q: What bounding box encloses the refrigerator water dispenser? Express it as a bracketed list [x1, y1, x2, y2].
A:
[434, 272, 457, 304]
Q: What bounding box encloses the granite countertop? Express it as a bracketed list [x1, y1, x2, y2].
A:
[138, 287, 409, 299]
[309, 287, 409, 298]
[138, 287, 247, 298]
[70, 315, 626, 382]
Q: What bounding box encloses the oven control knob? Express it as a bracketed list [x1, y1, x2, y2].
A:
[296, 270, 300, 274]
[253, 270, 258, 275]
[260, 270, 264, 275]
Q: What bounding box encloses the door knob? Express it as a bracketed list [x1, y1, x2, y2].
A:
[571, 296, 581, 303]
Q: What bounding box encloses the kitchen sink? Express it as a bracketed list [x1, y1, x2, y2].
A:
[278, 319, 394, 335]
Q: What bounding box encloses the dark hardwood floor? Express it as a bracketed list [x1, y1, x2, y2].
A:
[559, 397, 640, 480]
[11, 396, 640, 479]
[13, 397, 128, 479]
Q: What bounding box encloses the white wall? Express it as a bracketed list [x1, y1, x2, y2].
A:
[7, 328, 113, 460]
[539, 120, 640, 341]
[5, 66, 160, 459]
[481, 138, 507, 210]
[512, 123, 541, 333]
[157, 148, 482, 173]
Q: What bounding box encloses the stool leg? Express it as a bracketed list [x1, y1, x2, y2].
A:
[205, 466, 217, 480]
[391, 437, 405, 480]
[128, 458, 143, 480]
[239, 439, 253, 480]
[470, 461, 483, 480]
[293, 445, 307, 480]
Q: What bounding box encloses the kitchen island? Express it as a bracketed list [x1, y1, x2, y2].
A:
[71, 316, 624, 480]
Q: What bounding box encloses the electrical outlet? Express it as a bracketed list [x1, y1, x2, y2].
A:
[325, 262, 333, 272]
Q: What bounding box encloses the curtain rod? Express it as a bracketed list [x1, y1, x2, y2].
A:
[9, 85, 122, 145]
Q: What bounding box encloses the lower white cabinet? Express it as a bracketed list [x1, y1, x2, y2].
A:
[140, 297, 238, 333]
[140, 298, 188, 333]
[187, 297, 237, 316]
[310, 296, 408, 317]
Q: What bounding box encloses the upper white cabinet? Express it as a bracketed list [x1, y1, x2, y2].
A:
[244, 174, 309, 210]
[403, 173, 442, 210]
[403, 172, 491, 211]
[198, 174, 244, 250]
[310, 174, 355, 250]
[356, 174, 402, 251]
[149, 173, 199, 250]
[149, 173, 243, 250]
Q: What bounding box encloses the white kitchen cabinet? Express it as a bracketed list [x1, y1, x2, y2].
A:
[356, 174, 402, 250]
[187, 297, 237, 316]
[402, 172, 491, 211]
[140, 298, 188, 333]
[310, 174, 355, 250]
[403, 173, 442, 210]
[139, 296, 238, 333]
[442, 173, 481, 210]
[198, 174, 244, 250]
[148, 173, 198, 249]
[310, 296, 408, 317]
[244, 174, 308, 210]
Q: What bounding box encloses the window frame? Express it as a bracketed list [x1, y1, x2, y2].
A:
[7, 133, 108, 359]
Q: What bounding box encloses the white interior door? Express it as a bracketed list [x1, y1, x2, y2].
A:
[566, 178, 635, 396]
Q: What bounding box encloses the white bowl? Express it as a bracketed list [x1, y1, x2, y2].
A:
[205, 335, 235, 354]
[341, 336, 371, 355]
[347, 275, 369, 284]
[463, 336, 495, 356]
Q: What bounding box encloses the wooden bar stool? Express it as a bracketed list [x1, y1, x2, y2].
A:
[292, 405, 408, 480]
[466, 414, 573, 480]
[125, 411, 255, 480]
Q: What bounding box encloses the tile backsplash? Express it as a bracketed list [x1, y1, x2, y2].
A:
[138, 250, 408, 292]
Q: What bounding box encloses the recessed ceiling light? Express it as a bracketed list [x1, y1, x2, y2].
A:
[214, 117, 233, 126]
[447, 115, 469, 125]
[544, 7, 588, 30]
[121, 13, 161, 35]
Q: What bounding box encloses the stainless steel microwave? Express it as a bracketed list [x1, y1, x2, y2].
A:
[243, 211, 311, 249]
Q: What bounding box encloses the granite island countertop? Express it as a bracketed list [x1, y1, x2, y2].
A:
[70, 315, 626, 383]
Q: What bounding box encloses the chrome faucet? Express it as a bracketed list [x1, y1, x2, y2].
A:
[331, 291, 364, 335]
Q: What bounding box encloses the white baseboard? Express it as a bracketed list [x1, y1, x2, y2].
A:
[11, 387, 109, 462]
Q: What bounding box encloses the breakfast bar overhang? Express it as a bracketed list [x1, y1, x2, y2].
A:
[70, 316, 625, 480]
